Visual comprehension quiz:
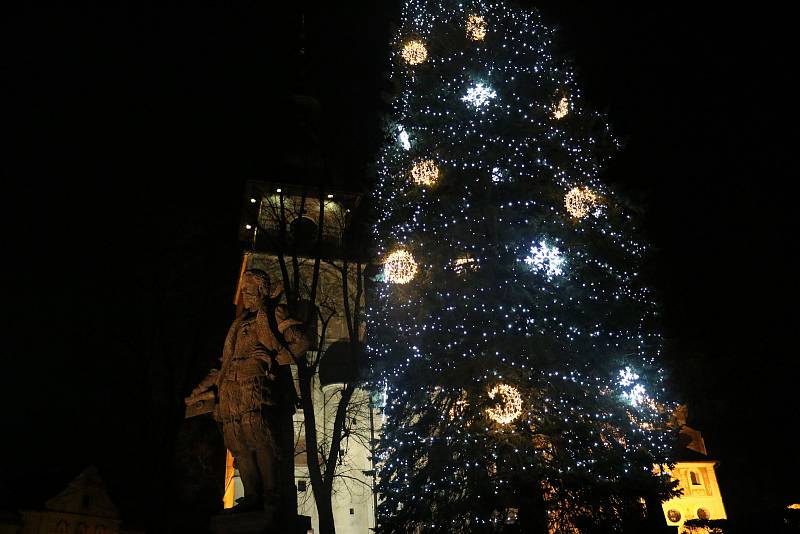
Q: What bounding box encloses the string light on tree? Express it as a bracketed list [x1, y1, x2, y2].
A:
[401, 39, 428, 65]
[410, 159, 439, 186]
[384, 249, 419, 284]
[485, 384, 523, 425]
[462, 83, 497, 108]
[524, 241, 565, 279]
[552, 96, 570, 119]
[466, 14, 487, 41]
[564, 186, 598, 219]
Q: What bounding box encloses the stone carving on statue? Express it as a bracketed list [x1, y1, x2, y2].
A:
[185, 269, 311, 523]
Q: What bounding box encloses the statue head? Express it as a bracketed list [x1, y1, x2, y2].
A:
[241, 269, 270, 311]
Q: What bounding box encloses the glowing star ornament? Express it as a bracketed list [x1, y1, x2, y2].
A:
[384, 249, 418, 284]
[410, 159, 439, 186]
[485, 384, 523, 425]
[466, 14, 487, 41]
[564, 186, 598, 219]
[524, 241, 565, 279]
[400, 39, 428, 65]
[552, 96, 570, 119]
[462, 83, 497, 108]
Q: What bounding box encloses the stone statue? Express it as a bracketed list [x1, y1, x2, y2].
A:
[185, 269, 311, 520]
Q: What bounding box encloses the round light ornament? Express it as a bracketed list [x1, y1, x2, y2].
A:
[401, 39, 428, 65]
[564, 186, 598, 219]
[485, 384, 523, 425]
[466, 15, 487, 41]
[410, 159, 439, 186]
[384, 249, 418, 284]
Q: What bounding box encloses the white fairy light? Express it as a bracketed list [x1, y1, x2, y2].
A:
[462, 83, 497, 108]
[524, 241, 565, 278]
[491, 167, 503, 183]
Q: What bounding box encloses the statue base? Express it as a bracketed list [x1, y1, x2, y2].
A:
[210, 511, 311, 534]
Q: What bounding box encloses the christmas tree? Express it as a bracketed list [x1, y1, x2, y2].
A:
[368, 2, 678, 533]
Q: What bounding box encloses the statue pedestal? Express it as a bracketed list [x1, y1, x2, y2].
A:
[210, 512, 311, 534]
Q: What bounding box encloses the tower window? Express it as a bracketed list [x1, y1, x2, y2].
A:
[297, 480, 307, 492]
[689, 470, 702, 486]
[666, 509, 681, 523]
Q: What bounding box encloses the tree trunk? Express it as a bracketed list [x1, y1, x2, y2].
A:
[298, 364, 337, 534]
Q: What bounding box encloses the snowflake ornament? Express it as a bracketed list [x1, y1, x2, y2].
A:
[462, 83, 497, 108]
[523, 241, 565, 279]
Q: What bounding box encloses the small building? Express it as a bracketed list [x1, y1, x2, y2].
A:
[19, 466, 126, 534]
[661, 413, 727, 532]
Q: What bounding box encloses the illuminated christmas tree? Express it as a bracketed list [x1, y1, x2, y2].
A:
[368, 2, 678, 532]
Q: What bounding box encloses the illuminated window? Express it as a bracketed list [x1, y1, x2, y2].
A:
[666, 509, 681, 523]
[690, 470, 702, 486]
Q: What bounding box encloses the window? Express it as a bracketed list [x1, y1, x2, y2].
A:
[697, 508, 711, 520]
[297, 480, 307, 492]
[689, 470, 702, 486]
[666, 509, 681, 523]
[290, 217, 318, 243]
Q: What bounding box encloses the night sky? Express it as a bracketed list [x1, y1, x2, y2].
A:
[3, 0, 795, 527]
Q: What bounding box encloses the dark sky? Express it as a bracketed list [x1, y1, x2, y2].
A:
[2, 0, 795, 523]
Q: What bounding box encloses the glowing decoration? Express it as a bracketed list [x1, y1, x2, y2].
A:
[491, 167, 503, 183]
[384, 249, 418, 284]
[397, 126, 411, 150]
[461, 83, 497, 108]
[564, 186, 598, 219]
[523, 241, 565, 279]
[618, 367, 639, 387]
[410, 159, 439, 186]
[485, 384, 522, 425]
[401, 39, 428, 65]
[466, 14, 487, 41]
[552, 96, 570, 119]
[618, 367, 649, 407]
[453, 256, 476, 274]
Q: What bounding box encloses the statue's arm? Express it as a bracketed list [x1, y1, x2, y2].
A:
[274, 304, 312, 364]
[187, 320, 236, 398]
